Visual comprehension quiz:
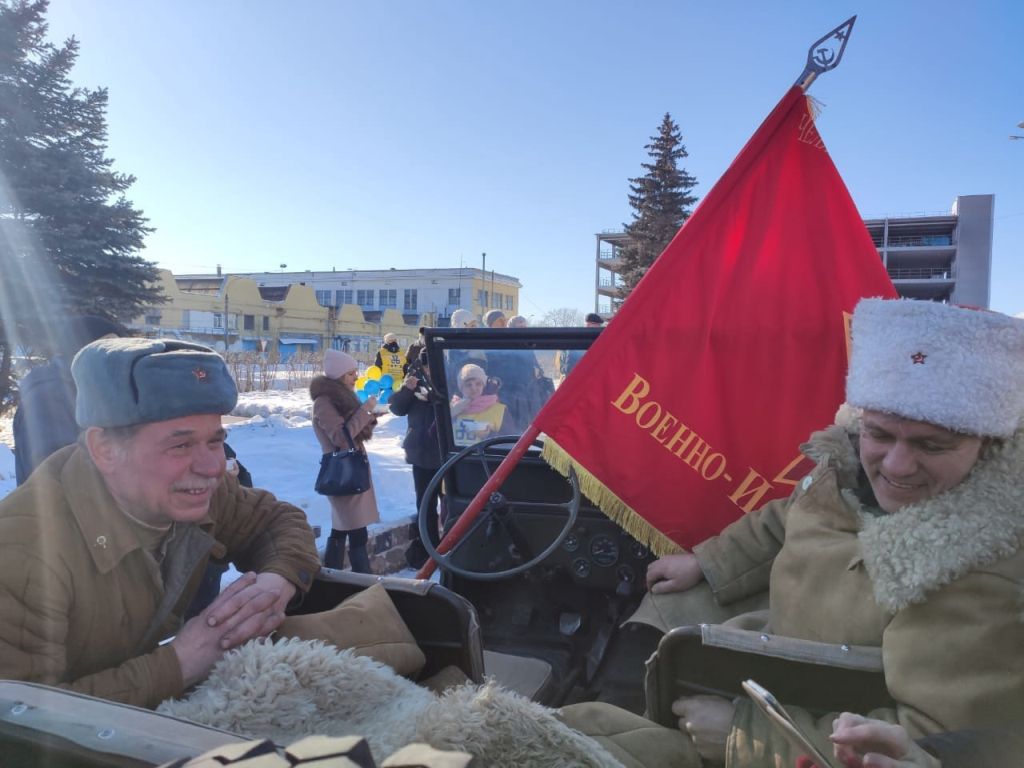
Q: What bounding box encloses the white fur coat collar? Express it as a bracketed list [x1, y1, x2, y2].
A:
[804, 413, 1024, 612]
[158, 638, 624, 768]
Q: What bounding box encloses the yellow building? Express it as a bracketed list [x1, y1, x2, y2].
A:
[131, 270, 420, 364]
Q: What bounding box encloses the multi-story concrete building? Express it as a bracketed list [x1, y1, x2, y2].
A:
[594, 194, 994, 314]
[863, 194, 993, 307]
[237, 267, 521, 326]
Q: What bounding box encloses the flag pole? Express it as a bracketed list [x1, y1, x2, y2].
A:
[796, 15, 856, 91]
[415, 425, 541, 579]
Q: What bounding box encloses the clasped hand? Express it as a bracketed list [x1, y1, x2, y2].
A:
[172, 571, 295, 688]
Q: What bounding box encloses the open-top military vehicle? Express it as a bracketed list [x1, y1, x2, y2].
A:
[0, 324, 891, 767]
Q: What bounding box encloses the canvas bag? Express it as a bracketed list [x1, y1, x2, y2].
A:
[315, 425, 370, 496]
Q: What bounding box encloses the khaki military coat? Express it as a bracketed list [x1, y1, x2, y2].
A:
[0, 445, 320, 710]
[685, 421, 1024, 767]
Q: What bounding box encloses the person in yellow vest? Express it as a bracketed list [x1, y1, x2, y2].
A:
[374, 333, 405, 380]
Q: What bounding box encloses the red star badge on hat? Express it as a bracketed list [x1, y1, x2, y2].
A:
[911, 352, 927, 365]
[193, 367, 208, 381]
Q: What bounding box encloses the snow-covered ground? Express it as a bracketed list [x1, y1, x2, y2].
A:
[0, 389, 418, 555]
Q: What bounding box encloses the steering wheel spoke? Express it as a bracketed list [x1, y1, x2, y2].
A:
[418, 435, 580, 581]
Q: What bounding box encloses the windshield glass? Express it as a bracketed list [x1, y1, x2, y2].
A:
[443, 346, 587, 446]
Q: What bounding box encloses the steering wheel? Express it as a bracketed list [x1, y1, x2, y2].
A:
[418, 435, 580, 580]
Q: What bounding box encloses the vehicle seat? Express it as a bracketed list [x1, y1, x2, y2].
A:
[483, 650, 554, 702]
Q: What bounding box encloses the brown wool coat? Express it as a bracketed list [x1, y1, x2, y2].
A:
[0, 445, 321, 710]
[312, 394, 380, 530]
[685, 421, 1024, 767]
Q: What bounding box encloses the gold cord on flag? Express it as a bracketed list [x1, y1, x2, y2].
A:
[541, 437, 684, 558]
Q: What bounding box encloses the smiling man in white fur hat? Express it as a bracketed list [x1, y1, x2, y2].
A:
[0, 338, 320, 710]
[563, 298, 1024, 767]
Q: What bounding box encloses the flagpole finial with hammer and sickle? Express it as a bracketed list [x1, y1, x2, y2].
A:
[795, 15, 856, 92]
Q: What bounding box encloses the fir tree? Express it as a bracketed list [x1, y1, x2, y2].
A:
[0, 0, 162, 413]
[618, 113, 698, 300]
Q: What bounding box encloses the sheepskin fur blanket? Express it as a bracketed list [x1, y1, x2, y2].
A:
[158, 638, 624, 768]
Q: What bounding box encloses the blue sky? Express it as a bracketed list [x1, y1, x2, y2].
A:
[44, 1, 1023, 320]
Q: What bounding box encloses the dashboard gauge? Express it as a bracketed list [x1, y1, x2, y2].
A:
[631, 541, 650, 560]
[589, 535, 620, 567]
[572, 558, 591, 579]
[562, 532, 580, 553]
[617, 565, 636, 584]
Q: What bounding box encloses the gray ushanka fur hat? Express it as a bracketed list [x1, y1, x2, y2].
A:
[72, 338, 238, 428]
[846, 298, 1024, 438]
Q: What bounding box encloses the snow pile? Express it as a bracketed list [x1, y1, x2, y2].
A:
[0, 444, 15, 500]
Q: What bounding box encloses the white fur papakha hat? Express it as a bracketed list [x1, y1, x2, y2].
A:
[846, 298, 1024, 438]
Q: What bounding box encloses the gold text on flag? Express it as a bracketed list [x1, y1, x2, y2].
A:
[611, 373, 780, 513]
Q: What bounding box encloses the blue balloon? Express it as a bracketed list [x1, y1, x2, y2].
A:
[363, 380, 381, 395]
[356, 389, 369, 403]
[378, 388, 392, 404]
[379, 374, 394, 389]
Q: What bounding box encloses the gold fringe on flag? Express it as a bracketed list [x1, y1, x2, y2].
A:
[541, 437, 684, 558]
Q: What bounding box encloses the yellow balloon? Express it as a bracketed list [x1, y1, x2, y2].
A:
[355, 376, 368, 390]
[366, 365, 382, 381]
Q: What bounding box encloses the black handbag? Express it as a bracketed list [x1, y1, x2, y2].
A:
[314, 426, 371, 496]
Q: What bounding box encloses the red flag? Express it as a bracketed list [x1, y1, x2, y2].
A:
[537, 87, 897, 554]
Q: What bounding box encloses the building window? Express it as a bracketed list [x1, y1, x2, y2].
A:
[315, 290, 331, 307]
[243, 314, 255, 330]
[213, 313, 223, 329]
[379, 289, 397, 308]
[477, 289, 488, 307]
[181, 310, 190, 328]
[144, 313, 161, 325]
[493, 292, 503, 308]
[505, 295, 513, 310]
[404, 289, 417, 310]
[336, 289, 353, 306]
[357, 289, 374, 308]
[448, 288, 461, 305]
[228, 314, 237, 330]
[262, 315, 269, 331]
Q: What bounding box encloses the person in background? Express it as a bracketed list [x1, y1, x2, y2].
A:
[449, 308, 477, 329]
[13, 314, 126, 485]
[389, 348, 443, 569]
[559, 313, 605, 378]
[450, 363, 509, 443]
[404, 326, 426, 375]
[484, 309, 507, 328]
[310, 349, 380, 573]
[507, 315, 529, 328]
[445, 309, 486, 396]
[0, 338, 319, 709]
[374, 332, 405, 380]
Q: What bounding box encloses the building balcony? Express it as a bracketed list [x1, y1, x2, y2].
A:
[887, 267, 955, 280]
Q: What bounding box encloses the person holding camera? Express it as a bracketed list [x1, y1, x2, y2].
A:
[389, 349, 444, 569]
